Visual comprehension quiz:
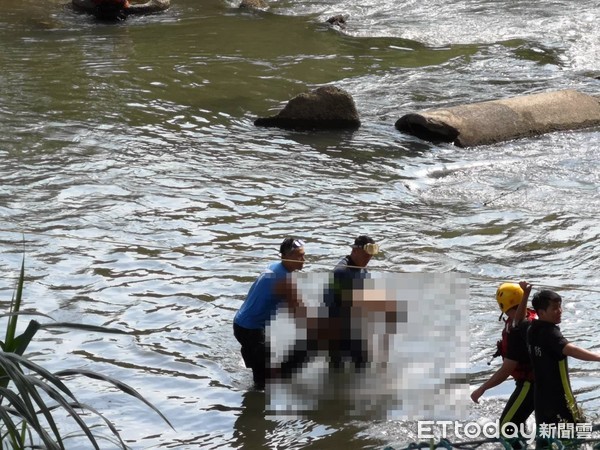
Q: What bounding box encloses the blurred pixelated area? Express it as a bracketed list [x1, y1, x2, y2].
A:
[266, 273, 469, 420]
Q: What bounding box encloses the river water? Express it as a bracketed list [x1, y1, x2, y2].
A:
[1, 0, 599, 448]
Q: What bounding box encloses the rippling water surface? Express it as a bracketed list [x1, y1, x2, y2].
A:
[1, 0, 599, 448]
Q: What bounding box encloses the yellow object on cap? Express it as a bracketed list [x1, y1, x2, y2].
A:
[363, 243, 379, 255]
[496, 283, 524, 314]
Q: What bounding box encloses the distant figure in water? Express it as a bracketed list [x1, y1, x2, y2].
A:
[72, 0, 170, 21]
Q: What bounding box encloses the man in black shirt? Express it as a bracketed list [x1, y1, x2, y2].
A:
[324, 235, 379, 370]
[528, 289, 600, 438]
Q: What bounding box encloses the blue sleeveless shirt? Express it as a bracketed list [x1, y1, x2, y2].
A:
[234, 261, 290, 329]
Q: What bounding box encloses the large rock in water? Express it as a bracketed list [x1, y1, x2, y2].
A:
[395, 90, 600, 147]
[255, 86, 361, 130]
[72, 0, 170, 16]
[239, 0, 268, 9]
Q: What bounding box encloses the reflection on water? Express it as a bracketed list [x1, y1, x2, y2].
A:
[233, 391, 273, 449]
[1, 0, 599, 448]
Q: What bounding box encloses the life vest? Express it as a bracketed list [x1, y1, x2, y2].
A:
[493, 308, 537, 382]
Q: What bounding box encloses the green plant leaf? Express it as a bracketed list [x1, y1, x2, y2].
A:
[47, 401, 128, 450]
[27, 376, 101, 450]
[0, 386, 61, 449]
[55, 369, 175, 430]
[0, 386, 38, 424]
[0, 353, 40, 414]
[5, 320, 41, 356]
[38, 323, 130, 335]
[0, 353, 61, 448]
[5, 256, 26, 348]
[1, 352, 77, 402]
[0, 310, 54, 321]
[1, 256, 172, 449]
[0, 404, 24, 448]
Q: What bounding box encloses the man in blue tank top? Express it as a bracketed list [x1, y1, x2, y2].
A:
[233, 237, 306, 390]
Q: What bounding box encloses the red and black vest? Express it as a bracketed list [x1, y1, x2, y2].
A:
[497, 308, 537, 382]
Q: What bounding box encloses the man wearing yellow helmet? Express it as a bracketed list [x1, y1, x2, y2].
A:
[471, 281, 535, 445]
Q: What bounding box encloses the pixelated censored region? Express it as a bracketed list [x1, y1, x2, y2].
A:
[266, 272, 469, 420]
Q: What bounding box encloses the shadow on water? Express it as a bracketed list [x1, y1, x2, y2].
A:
[232, 390, 275, 449]
[233, 384, 388, 450]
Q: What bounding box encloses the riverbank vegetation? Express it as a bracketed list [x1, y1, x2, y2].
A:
[0, 257, 172, 449]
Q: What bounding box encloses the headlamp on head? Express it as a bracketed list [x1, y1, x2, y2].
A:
[353, 242, 379, 255]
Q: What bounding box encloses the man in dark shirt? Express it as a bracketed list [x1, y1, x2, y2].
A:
[324, 235, 379, 370]
[527, 289, 600, 439]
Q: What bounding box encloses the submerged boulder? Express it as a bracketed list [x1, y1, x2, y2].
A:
[239, 0, 268, 9]
[326, 15, 347, 29]
[395, 89, 600, 147]
[255, 86, 361, 130]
